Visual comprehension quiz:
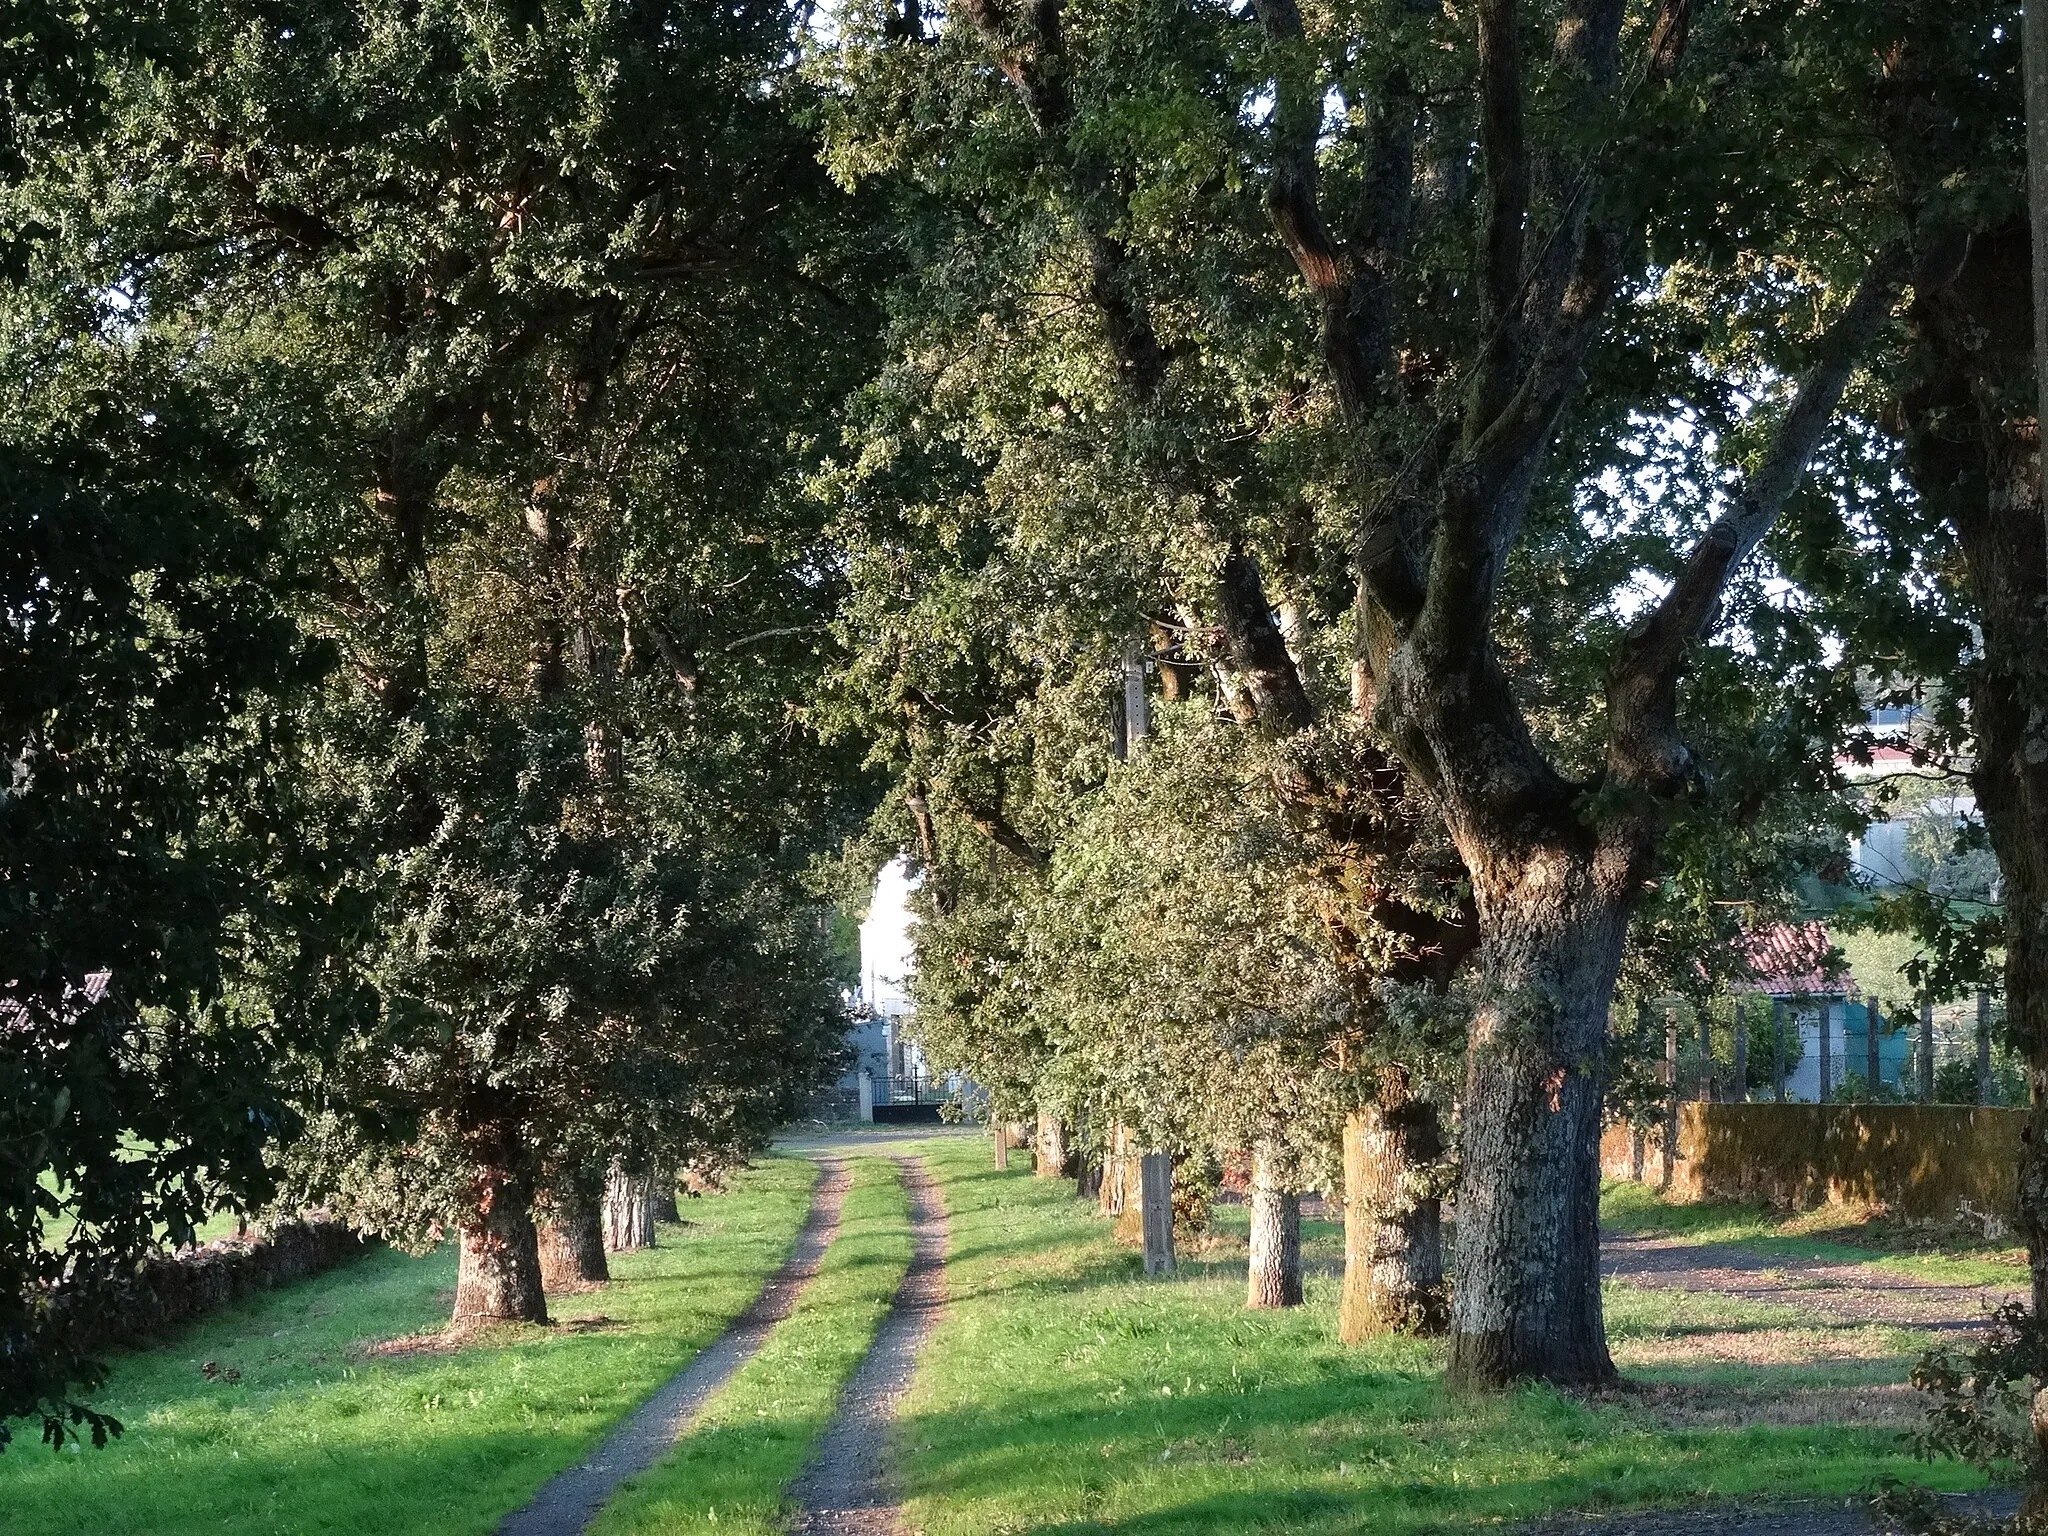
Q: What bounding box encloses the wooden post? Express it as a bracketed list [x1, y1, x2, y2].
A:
[1920, 998, 1936, 1102]
[994, 1123, 1009, 1170]
[1661, 1005, 1679, 1188]
[857, 1069, 873, 1123]
[1731, 999, 1748, 1104]
[1819, 998, 1832, 1102]
[1978, 987, 1994, 1104]
[1140, 1152, 1175, 1276]
[1772, 998, 1786, 1103]
[1867, 999, 1882, 1095]
[1699, 1005, 1713, 1102]
[1123, 632, 1150, 751]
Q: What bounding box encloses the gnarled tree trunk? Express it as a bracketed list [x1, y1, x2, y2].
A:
[454, 1159, 547, 1325]
[1339, 1070, 1446, 1340]
[1444, 845, 1631, 1387]
[1034, 1109, 1069, 1178]
[1895, 221, 2048, 1338]
[604, 1165, 658, 1252]
[536, 1163, 609, 1289]
[1246, 1141, 1302, 1309]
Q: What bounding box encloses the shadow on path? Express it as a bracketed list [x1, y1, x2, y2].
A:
[495, 1157, 852, 1536]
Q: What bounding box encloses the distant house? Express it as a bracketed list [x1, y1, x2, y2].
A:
[1736, 924, 1907, 1100]
[837, 860, 952, 1117]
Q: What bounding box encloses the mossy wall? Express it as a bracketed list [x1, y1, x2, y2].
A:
[1602, 1103, 2026, 1223]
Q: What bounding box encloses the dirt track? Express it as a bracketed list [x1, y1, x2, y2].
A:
[790, 1156, 949, 1536]
[495, 1157, 852, 1536]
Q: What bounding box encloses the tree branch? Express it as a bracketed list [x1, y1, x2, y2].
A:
[1607, 242, 1911, 792]
[1214, 541, 1319, 735]
[1470, 0, 1530, 436]
[956, 797, 1051, 869]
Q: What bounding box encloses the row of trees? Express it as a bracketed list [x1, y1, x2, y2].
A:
[817, 0, 2046, 1391]
[3, 1, 877, 1447]
[7, 0, 2046, 1458]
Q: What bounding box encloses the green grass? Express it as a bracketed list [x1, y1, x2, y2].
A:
[0, 1156, 819, 1536]
[1600, 1179, 2027, 1288]
[888, 1139, 1981, 1536]
[591, 1156, 914, 1535]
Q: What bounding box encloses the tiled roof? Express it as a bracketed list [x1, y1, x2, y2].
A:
[0, 970, 112, 1035]
[1734, 923, 1847, 996]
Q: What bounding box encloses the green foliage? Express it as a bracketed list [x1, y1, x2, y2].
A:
[0, 1157, 815, 1533]
[0, 255, 337, 1445]
[883, 1140, 1978, 1536]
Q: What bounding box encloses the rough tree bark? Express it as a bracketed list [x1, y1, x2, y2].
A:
[1339, 1070, 1447, 1340]
[536, 1162, 610, 1289]
[1246, 1141, 1303, 1309]
[1035, 1109, 1069, 1178]
[603, 1164, 658, 1252]
[454, 1151, 548, 1325]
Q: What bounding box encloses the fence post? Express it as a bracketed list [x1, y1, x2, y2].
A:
[1978, 987, 1994, 1105]
[1867, 999, 1881, 1095]
[1732, 999, 1748, 1103]
[994, 1121, 1008, 1169]
[1662, 1005, 1680, 1187]
[858, 1069, 874, 1123]
[1920, 999, 1935, 1102]
[1140, 1152, 1175, 1276]
[1772, 998, 1785, 1103]
[1699, 1006, 1714, 1102]
[1819, 998, 1832, 1103]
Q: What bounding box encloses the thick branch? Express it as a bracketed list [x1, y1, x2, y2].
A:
[1607, 242, 1910, 791]
[957, 798, 1051, 870]
[1215, 542, 1319, 735]
[1470, 0, 1529, 435]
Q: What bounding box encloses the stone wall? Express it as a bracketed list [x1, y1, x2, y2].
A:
[1602, 1102, 2025, 1227]
[52, 1214, 371, 1357]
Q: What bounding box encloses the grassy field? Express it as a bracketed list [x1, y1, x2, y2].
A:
[1599, 1179, 2028, 1289]
[890, 1138, 1983, 1536]
[0, 1157, 818, 1536]
[591, 1154, 913, 1536]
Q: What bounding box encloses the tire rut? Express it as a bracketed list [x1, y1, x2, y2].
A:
[496, 1156, 853, 1536]
[789, 1155, 948, 1536]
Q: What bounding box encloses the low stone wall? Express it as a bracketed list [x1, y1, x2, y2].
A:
[1602, 1102, 2026, 1226]
[52, 1214, 371, 1357]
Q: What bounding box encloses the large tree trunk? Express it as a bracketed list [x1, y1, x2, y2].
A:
[1444, 847, 1629, 1389]
[1034, 1109, 1069, 1178]
[604, 1164, 658, 1252]
[650, 1163, 681, 1225]
[1339, 1071, 1447, 1340]
[1897, 222, 2048, 1338]
[1246, 1141, 1302, 1309]
[536, 1164, 609, 1289]
[454, 1164, 548, 1326]
[1102, 1122, 1130, 1217]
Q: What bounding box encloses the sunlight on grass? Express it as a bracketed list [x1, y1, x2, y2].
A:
[591, 1155, 913, 1536]
[891, 1141, 1981, 1536]
[0, 1158, 818, 1536]
[1600, 1180, 2026, 1288]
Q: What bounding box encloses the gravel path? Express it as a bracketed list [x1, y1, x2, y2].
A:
[790, 1155, 948, 1536]
[1602, 1230, 2023, 1334]
[495, 1157, 853, 1536]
